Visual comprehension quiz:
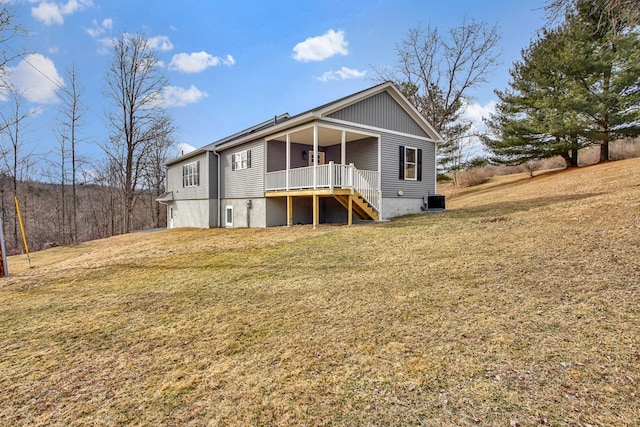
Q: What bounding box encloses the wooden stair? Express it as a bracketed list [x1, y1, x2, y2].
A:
[333, 192, 379, 221]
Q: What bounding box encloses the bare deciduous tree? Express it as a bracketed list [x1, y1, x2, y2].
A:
[0, 2, 23, 90]
[544, 0, 640, 31]
[104, 33, 175, 234]
[0, 88, 36, 252]
[142, 131, 174, 228]
[378, 18, 501, 177]
[56, 64, 87, 243]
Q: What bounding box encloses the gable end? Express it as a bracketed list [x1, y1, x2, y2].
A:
[327, 91, 428, 138]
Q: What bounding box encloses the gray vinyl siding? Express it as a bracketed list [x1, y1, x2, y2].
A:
[346, 137, 378, 171]
[380, 132, 436, 198]
[267, 141, 285, 172]
[266, 142, 312, 171]
[220, 138, 264, 198]
[167, 152, 209, 200]
[329, 92, 428, 138]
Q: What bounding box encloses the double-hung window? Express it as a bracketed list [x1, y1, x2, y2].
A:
[399, 145, 422, 181]
[405, 146, 417, 180]
[182, 161, 200, 187]
[231, 149, 251, 171]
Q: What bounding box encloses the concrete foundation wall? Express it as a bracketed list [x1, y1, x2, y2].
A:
[169, 199, 216, 229]
[381, 197, 424, 220]
[221, 198, 267, 228]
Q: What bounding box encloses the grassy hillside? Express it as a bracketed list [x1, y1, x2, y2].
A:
[1, 159, 638, 426]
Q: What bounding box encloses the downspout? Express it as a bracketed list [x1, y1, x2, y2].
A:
[213, 148, 221, 227]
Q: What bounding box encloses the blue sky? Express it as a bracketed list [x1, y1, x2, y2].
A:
[5, 0, 545, 170]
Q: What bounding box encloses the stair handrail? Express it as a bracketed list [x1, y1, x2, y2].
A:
[349, 164, 380, 212]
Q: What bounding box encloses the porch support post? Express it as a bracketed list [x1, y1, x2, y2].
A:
[328, 161, 334, 194]
[313, 124, 318, 189]
[349, 163, 355, 194]
[341, 130, 346, 165]
[287, 195, 293, 227]
[377, 135, 383, 220]
[286, 133, 290, 191]
[348, 194, 353, 226]
[313, 194, 319, 229]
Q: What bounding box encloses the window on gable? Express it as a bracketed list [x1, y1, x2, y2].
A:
[231, 149, 251, 171]
[182, 161, 200, 187]
[399, 145, 422, 182]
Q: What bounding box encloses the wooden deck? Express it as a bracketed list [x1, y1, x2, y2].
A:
[265, 188, 379, 227]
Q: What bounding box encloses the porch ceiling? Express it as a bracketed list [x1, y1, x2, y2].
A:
[270, 126, 370, 146]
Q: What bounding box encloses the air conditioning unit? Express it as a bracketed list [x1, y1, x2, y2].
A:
[421, 194, 445, 211]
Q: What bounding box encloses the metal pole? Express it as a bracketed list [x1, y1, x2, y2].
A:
[14, 196, 31, 268]
[0, 199, 7, 276]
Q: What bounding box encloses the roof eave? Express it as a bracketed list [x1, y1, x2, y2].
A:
[164, 148, 209, 166]
[213, 112, 317, 151]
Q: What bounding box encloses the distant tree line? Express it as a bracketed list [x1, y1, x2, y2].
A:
[0, 3, 175, 254]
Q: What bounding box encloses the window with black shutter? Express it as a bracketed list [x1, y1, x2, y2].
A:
[400, 146, 422, 181]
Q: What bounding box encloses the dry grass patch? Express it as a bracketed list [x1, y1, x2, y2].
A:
[1, 158, 639, 426]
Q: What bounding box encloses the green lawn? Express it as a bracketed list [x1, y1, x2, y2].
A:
[1, 158, 638, 426]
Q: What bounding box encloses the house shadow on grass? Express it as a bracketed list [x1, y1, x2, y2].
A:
[444, 192, 607, 219]
[386, 191, 607, 227]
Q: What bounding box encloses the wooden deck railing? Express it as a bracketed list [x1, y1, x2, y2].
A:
[265, 162, 380, 212]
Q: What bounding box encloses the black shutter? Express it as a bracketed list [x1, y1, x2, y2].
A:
[247, 150, 251, 168]
[182, 165, 186, 187]
[399, 145, 405, 180]
[231, 153, 236, 171]
[196, 161, 200, 186]
[417, 149, 422, 181]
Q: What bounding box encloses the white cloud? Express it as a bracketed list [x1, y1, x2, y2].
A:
[316, 66, 366, 83]
[148, 35, 173, 52]
[176, 143, 196, 156]
[95, 36, 115, 55]
[461, 100, 497, 132]
[458, 100, 497, 155]
[158, 85, 208, 107]
[6, 53, 64, 104]
[93, 33, 172, 55]
[31, 0, 93, 26]
[86, 17, 112, 38]
[31, 2, 63, 25]
[293, 29, 348, 62]
[168, 51, 235, 73]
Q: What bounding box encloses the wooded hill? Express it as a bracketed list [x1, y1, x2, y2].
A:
[0, 177, 165, 255]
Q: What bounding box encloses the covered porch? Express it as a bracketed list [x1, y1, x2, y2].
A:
[264, 122, 381, 227]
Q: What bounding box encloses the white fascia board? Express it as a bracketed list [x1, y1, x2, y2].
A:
[164, 148, 209, 166]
